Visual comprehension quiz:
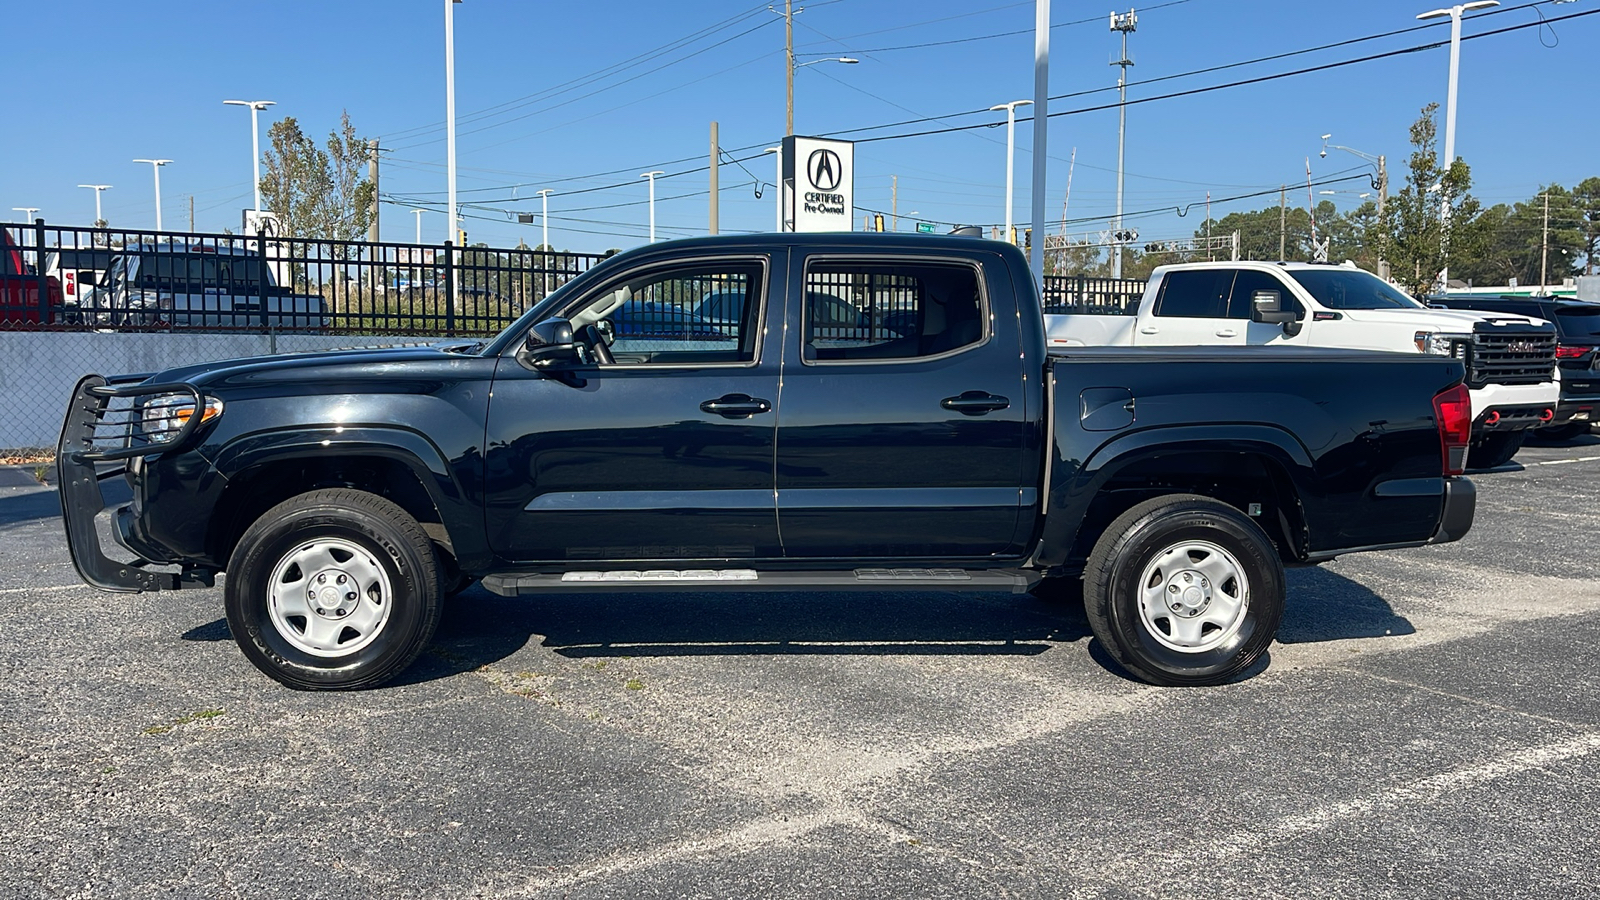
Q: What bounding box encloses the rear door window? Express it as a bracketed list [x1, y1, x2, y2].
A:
[1154, 270, 1234, 318]
[1556, 306, 1600, 339]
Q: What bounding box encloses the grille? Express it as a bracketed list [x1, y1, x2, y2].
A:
[1470, 330, 1557, 386]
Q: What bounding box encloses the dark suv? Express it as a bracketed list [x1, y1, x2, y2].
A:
[1432, 295, 1600, 441]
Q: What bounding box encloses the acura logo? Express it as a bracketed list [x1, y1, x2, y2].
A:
[807, 149, 842, 191]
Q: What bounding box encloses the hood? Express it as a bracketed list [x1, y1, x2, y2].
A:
[1337, 307, 1548, 332]
[148, 340, 485, 388]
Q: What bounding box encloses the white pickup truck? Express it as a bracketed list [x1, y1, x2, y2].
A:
[1047, 261, 1560, 468]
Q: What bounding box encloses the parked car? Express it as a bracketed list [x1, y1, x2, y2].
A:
[1431, 294, 1600, 441]
[43, 247, 114, 324]
[60, 233, 1476, 691]
[1046, 261, 1560, 469]
[0, 228, 63, 325]
[93, 243, 329, 330]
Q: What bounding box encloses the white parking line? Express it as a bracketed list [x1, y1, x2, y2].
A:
[0, 585, 83, 595]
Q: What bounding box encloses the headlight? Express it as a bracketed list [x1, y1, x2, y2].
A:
[1414, 331, 1470, 356]
[141, 394, 223, 443]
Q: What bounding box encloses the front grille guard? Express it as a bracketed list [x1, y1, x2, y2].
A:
[56, 375, 214, 592]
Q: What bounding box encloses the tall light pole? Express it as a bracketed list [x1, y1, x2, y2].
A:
[1029, 0, 1050, 284]
[223, 100, 274, 218]
[990, 100, 1033, 244]
[132, 159, 172, 232]
[1416, 0, 1498, 286]
[411, 208, 425, 245]
[788, 55, 858, 136]
[537, 188, 552, 250]
[641, 171, 665, 243]
[1110, 8, 1137, 279]
[12, 208, 39, 222]
[78, 184, 111, 225]
[446, 0, 462, 245]
[1320, 133, 1389, 276]
[764, 146, 783, 231]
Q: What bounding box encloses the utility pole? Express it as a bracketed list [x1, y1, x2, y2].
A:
[537, 189, 552, 250]
[785, 0, 795, 136]
[1110, 8, 1137, 279]
[412, 208, 425, 245]
[1541, 190, 1550, 293]
[189, 195, 195, 232]
[891, 175, 898, 232]
[709, 121, 719, 235]
[1280, 185, 1287, 259]
[368, 140, 381, 244]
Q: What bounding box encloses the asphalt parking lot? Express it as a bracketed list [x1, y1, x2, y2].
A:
[2, 437, 1598, 900]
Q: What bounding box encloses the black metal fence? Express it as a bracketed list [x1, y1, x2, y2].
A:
[1041, 274, 1148, 315]
[0, 221, 610, 336]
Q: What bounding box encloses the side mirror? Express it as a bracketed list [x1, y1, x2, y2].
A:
[520, 316, 580, 368]
[1250, 289, 1302, 335]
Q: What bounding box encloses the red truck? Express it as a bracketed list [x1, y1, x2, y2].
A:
[1, 227, 63, 325]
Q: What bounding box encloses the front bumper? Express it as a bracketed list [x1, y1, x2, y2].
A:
[57, 375, 215, 593]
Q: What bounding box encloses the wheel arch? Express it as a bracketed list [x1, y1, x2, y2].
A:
[1037, 426, 1313, 572]
[208, 428, 480, 572]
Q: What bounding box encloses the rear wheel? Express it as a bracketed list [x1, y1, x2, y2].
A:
[1467, 431, 1526, 469]
[225, 489, 442, 690]
[1532, 422, 1590, 442]
[1083, 494, 1284, 686]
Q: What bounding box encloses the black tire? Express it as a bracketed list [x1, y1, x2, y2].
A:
[224, 488, 442, 690]
[1467, 431, 1525, 470]
[1532, 422, 1590, 443]
[1083, 494, 1284, 686]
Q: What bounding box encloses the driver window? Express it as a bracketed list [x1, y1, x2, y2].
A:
[565, 259, 764, 365]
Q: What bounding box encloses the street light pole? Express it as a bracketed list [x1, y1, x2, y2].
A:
[412, 208, 425, 245]
[641, 171, 665, 243]
[990, 100, 1033, 245]
[1110, 8, 1137, 279]
[223, 100, 274, 218]
[1029, 0, 1050, 283]
[132, 159, 172, 232]
[787, 52, 859, 136]
[1320, 134, 1390, 277]
[446, 0, 462, 246]
[77, 185, 111, 225]
[1416, 0, 1498, 286]
[537, 189, 552, 250]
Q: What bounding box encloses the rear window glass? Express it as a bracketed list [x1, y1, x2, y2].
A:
[1154, 270, 1233, 318]
[1556, 307, 1600, 337]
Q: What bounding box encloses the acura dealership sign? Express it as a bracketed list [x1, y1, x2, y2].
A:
[782, 135, 854, 232]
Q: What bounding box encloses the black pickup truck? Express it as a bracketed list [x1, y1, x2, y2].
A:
[58, 233, 1476, 690]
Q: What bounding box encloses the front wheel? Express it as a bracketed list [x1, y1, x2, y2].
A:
[1467, 430, 1525, 470]
[1083, 494, 1284, 686]
[225, 489, 442, 690]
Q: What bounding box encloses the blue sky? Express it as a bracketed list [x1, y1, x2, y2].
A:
[4, 0, 1595, 254]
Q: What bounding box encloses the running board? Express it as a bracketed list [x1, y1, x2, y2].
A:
[481, 567, 1040, 597]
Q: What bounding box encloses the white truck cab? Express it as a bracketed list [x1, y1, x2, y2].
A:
[1046, 261, 1561, 467]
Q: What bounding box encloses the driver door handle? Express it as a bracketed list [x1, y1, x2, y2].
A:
[1215, 328, 1238, 338]
[941, 391, 1010, 415]
[700, 393, 772, 418]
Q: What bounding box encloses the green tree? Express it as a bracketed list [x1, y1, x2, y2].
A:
[1570, 176, 1600, 275]
[260, 110, 374, 242]
[1379, 103, 1482, 295]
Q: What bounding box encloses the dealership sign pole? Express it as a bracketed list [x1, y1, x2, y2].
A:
[780, 136, 854, 233]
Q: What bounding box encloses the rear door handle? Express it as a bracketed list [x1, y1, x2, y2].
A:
[1215, 328, 1237, 338]
[700, 393, 772, 418]
[941, 391, 1010, 415]
[1139, 325, 1160, 334]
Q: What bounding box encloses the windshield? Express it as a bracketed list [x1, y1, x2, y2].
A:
[1288, 269, 1423, 310]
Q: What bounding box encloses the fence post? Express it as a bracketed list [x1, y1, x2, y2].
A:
[34, 218, 49, 325]
[257, 229, 270, 334]
[443, 240, 456, 336]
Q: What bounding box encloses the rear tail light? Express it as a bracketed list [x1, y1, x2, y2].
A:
[1434, 383, 1472, 476]
[1556, 345, 1595, 359]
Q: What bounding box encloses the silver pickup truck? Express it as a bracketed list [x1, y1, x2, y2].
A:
[89, 243, 328, 330]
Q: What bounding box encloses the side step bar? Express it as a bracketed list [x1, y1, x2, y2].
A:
[482, 567, 1040, 597]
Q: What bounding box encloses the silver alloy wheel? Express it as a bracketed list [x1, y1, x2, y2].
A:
[266, 537, 394, 658]
[1136, 539, 1250, 654]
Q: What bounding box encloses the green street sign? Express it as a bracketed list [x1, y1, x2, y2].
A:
[916, 222, 936, 233]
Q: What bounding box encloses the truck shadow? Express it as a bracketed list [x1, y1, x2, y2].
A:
[0, 481, 129, 531]
[393, 564, 1413, 686]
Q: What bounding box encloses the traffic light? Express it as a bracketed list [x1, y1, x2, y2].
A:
[458, 228, 468, 246]
[1112, 229, 1139, 243]
[873, 214, 885, 232]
